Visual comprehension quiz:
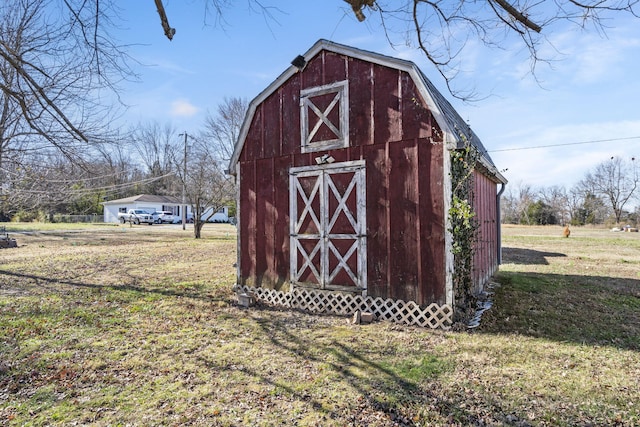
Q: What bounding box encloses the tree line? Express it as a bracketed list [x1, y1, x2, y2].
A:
[0, 96, 247, 237]
[2, 1, 638, 234]
[501, 157, 639, 226]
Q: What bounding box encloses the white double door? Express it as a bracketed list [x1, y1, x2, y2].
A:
[289, 161, 366, 292]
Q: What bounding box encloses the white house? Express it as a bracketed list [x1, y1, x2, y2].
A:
[190, 206, 230, 223]
[101, 194, 230, 224]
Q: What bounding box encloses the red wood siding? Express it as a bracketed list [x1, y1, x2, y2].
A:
[262, 91, 281, 159]
[281, 75, 301, 156]
[349, 59, 374, 144]
[472, 171, 499, 291]
[239, 161, 256, 284]
[238, 49, 448, 305]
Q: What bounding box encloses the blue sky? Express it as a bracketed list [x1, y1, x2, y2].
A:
[115, 1, 640, 190]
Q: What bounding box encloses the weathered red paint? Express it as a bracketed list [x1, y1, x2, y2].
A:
[472, 170, 499, 289]
[235, 45, 502, 307]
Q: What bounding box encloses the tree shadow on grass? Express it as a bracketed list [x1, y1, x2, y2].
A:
[11, 230, 168, 244]
[191, 309, 514, 426]
[0, 269, 227, 302]
[480, 271, 640, 351]
[200, 313, 421, 424]
[502, 247, 567, 265]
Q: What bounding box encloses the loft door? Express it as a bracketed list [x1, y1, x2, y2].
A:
[290, 161, 366, 292]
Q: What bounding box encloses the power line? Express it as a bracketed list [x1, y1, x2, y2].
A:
[0, 173, 174, 196]
[0, 166, 133, 183]
[489, 136, 640, 153]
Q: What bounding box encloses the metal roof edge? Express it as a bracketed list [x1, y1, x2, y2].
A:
[228, 40, 327, 173]
[101, 194, 183, 205]
[477, 156, 508, 184]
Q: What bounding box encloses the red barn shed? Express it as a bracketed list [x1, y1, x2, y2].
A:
[229, 40, 507, 327]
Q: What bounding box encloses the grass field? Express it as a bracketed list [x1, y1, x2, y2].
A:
[1, 223, 638, 426]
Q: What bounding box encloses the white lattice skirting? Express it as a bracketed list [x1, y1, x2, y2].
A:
[233, 285, 453, 329]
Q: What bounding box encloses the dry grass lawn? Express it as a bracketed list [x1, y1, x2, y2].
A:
[0, 223, 638, 426]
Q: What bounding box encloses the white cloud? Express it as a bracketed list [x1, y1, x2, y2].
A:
[137, 57, 195, 76]
[536, 22, 640, 86]
[170, 99, 199, 117]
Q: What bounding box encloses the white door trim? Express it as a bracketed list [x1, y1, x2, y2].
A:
[289, 160, 366, 294]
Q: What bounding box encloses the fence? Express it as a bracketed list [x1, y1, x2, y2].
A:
[51, 214, 105, 223]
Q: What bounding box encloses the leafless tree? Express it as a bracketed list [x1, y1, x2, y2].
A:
[130, 122, 181, 195]
[500, 186, 519, 224]
[566, 185, 586, 224]
[175, 135, 234, 239]
[538, 185, 570, 225]
[149, 1, 640, 99]
[579, 157, 639, 224]
[3, 0, 637, 218]
[167, 0, 639, 99]
[0, 0, 132, 212]
[0, 0, 130, 153]
[501, 182, 537, 224]
[92, 141, 146, 201]
[2, 0, 638, 162]
[3, 0, 637, 170]
[196, 96, 248, 231]
[341, 0, 640, 99]
[203, 97, 248, 165]
[4, 150, 82, 217]
[0, 142, 148, 218]
[516, 184, 536, 225]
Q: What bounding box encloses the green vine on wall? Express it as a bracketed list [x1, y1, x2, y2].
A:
[449, 136, 480, 322]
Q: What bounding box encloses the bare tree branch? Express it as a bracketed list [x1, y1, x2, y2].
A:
[579, 157, 639, 223]
[345, 0, 639, 99]
[154, 0, 176, 40]
[490, 0, 542, 32]
[0, 0, 135, 207]
[202, 97, 248, 164]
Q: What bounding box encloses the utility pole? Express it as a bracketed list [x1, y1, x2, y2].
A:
[179, 132, 188, 230]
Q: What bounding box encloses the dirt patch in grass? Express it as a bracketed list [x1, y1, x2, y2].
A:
[1, 223, 639, 426]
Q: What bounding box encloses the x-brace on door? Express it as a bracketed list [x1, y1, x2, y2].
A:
[289, 161, 366, 293]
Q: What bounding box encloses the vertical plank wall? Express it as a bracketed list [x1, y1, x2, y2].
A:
[472, 171, 499, 291]
[238, 50, 449, 306]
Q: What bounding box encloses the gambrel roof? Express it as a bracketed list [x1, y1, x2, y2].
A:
[229, 39, 506, 184]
